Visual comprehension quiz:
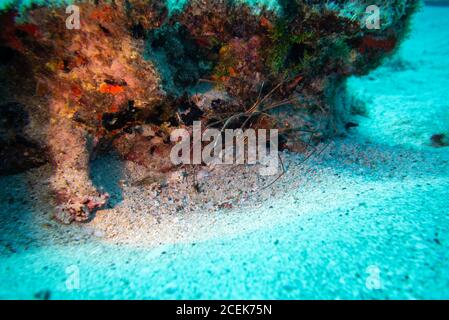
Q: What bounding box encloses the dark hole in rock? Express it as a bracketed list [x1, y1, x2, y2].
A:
[131, 23, 146, 39]
[146, 23, 213, 94]
[0, 102, 47, 175]
[286, 42, 307, 66]
[102, 100, 137, 131]
[0, 46, 17, 64]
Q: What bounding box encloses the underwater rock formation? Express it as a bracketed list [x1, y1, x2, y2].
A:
[0, 0, 419, 223]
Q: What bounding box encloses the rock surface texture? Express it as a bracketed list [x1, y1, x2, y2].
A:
[0, 0, 419, 222]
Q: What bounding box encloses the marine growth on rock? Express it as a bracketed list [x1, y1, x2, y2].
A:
[0, 0, 419, 223]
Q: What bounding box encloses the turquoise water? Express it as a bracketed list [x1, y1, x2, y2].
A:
[1, 5, 449, 299]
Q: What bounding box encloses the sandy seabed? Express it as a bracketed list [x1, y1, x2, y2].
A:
[0, 5, 448, 299]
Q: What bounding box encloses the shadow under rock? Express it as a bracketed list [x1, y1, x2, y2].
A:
[90, 152, 125, 209]
[0, 173, 41, 254]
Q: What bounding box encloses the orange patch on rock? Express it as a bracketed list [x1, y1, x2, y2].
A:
[287, 75, 304, 90]
[89, 6, 114, 23]
[359, 36, 397, 54]
[108, 104, 120, 113]
[71, 85, 83, 100]
[99, 83, 124, 95]
[260, 17, 273, 30]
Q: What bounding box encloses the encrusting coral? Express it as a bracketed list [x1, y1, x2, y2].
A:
[0, 0, 419, 223]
